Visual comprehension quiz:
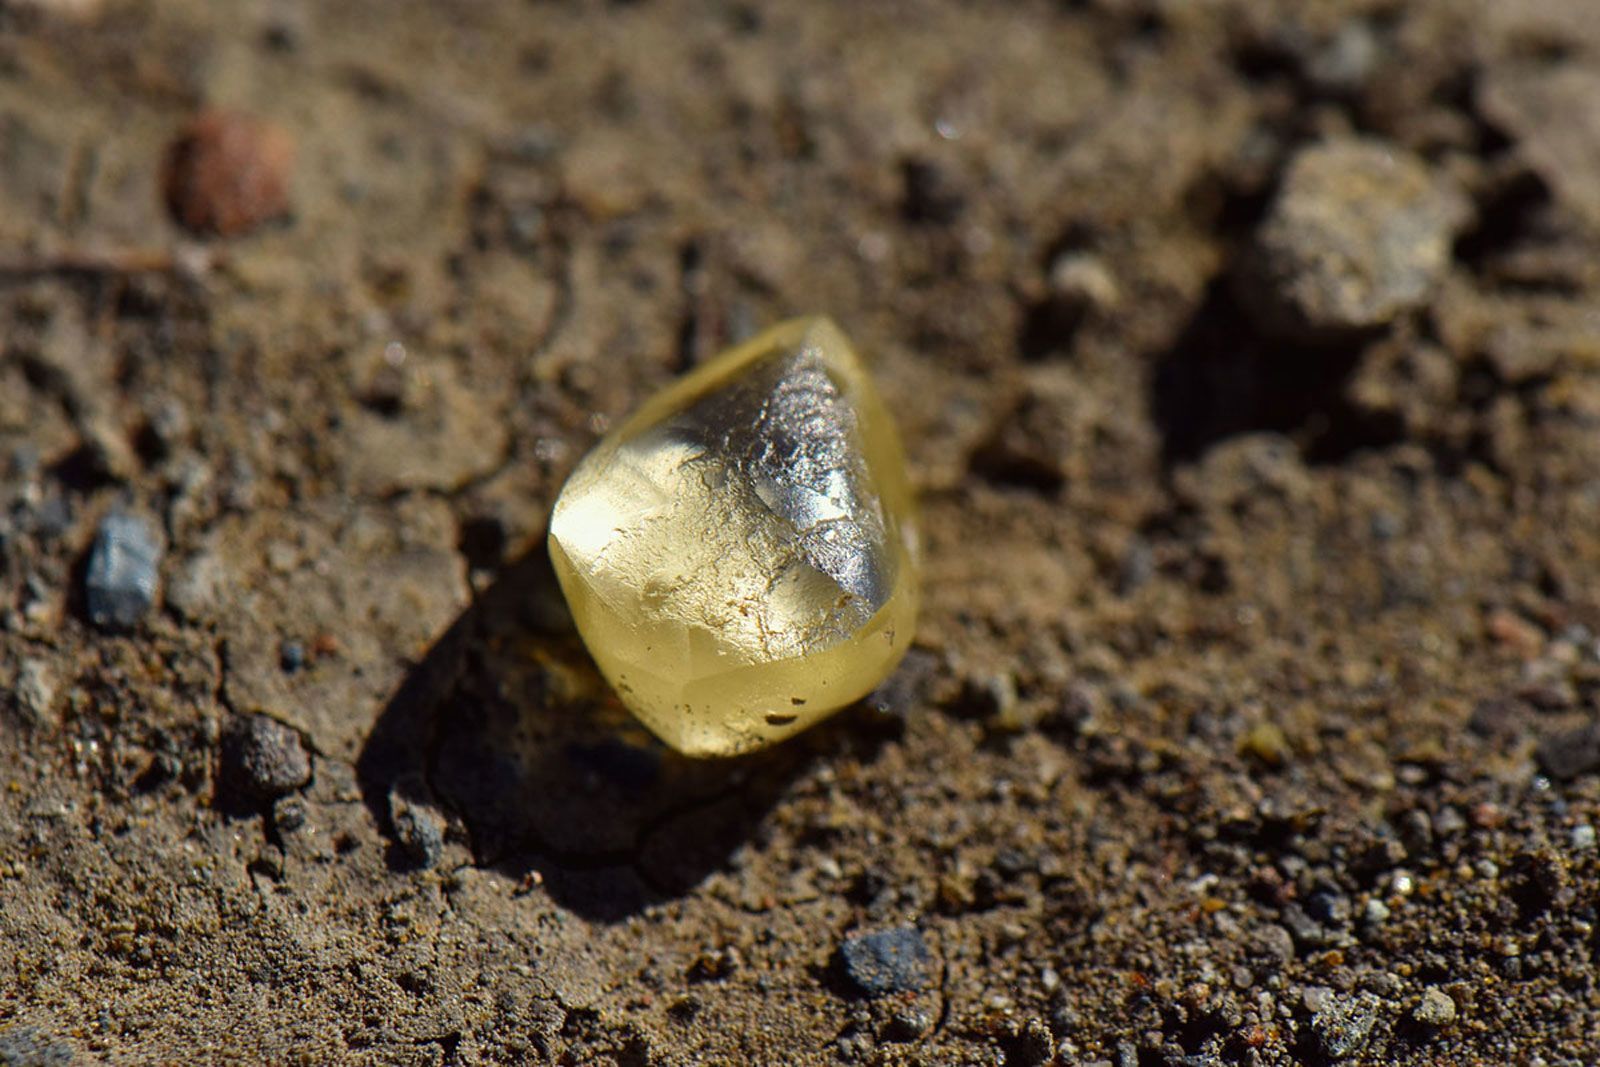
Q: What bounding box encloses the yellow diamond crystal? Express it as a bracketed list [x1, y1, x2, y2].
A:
[548, 316, 920, 757]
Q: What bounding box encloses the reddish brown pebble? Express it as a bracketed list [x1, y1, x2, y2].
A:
[1470, 802, 1505, 829]
[1485, 609, 1542, 658]
[163, 110, 295, 237]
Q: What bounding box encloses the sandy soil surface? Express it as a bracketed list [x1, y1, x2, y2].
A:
[3, 0, 1600, 1063]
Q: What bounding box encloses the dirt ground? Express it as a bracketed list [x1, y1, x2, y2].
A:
[3, 0, 1600, 1063]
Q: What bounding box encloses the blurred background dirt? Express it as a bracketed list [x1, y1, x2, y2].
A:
[3, 0, 1600, 1063]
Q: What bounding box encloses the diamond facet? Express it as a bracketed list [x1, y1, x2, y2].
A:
[548, 316, 919, 757]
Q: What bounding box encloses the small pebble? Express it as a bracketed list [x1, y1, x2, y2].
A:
[1537, 723, 1600, 781]
[1306, 21, 1380, 97]
[12, 658, 58, 726]
[165, 550, 224, 623]
[1048, 251, 1121, 314]
[1238, 722, 1290, 768]
[1311, 992, 1379, 1059]
[1363, 898, 1391, 925]
[1306, 888, 1351, 927]
[85, 512, 163, 630]
[279, 640, 306, 674]
[1413, 988, 1456, 1028]
[1571, 824, 1596, 851]
[1240, 139, 1467, 339]
[1253, 924, 1296, 966]
[221, 714, 312, 802]
[389, 785, 447, 870]
[1282, 903, 1333, 948]
[882, 1007, 931, 1042]
[163, 109, 296, 237]
[274, 797, 309, 833]
[839, 925, 930, 997]
[1433, 806, 1466, 838]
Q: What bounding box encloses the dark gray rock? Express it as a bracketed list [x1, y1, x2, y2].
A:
[85, 512, 162, 629]
[221, 714, 312, 802]
[839, 925, 930, 997]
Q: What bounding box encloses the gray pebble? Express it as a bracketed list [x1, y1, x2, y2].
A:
[1413, 988, 1456, 1027]
[389, 785, 447, 870]
[1281, 903, 1334, 948]
[1571, 824, 1596, 851]
[1240, 139, 1467, 340]
[1311, 992, 1379, 1059]
[221, 714, 312, 802]
[84, 512, 162, 630]
[839, 925, 930, 997]
[1253, 924, 1297, 966]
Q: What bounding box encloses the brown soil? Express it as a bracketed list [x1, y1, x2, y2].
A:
[3, 1, 1600, 1064]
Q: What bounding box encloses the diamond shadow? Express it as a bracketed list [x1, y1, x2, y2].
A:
[356, 538, 848, 922]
